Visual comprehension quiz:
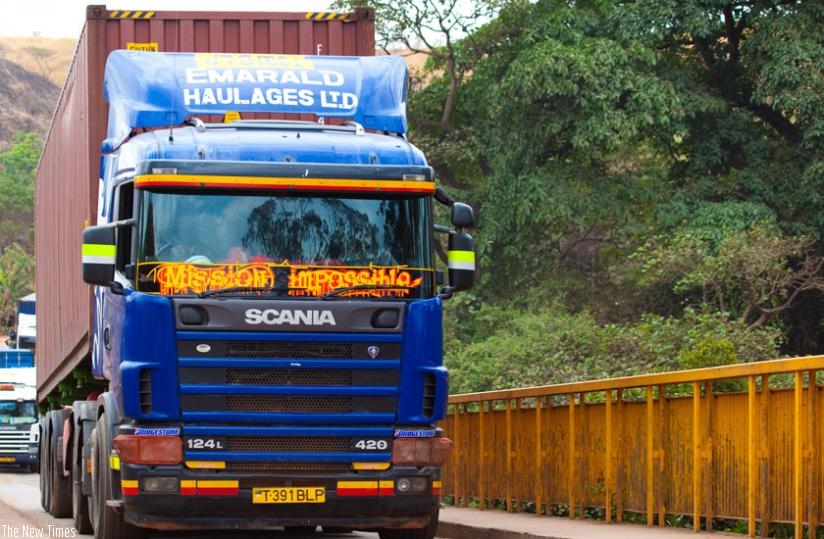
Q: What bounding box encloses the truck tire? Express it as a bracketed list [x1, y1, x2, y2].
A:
[39, 418, 49, 511]
[378, 507, 438, 539]
[88, 425, 98, 528]
[72, 425, 92, 534]
[48, 410, 72, 518]
[91, 413, 147, 539]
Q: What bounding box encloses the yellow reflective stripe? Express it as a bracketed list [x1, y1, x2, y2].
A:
[109, 455, 121, 471]
[337, 480, 378, 489]
[352, 462, 391, 471]
[448, 250, 475, 270]
[185, 461, 226, 469]
[83, 243, 116, 264]
[82, 243, 116, 257]
[196, 480, 238, 489]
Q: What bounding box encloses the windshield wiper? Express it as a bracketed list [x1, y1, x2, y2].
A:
[322, 284, 417, 299]
[198, 286, 306, 298]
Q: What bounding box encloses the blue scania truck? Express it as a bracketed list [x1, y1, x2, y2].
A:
[37, 41, 475, 539]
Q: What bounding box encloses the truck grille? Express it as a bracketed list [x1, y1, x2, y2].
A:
[179, 367, 396, 387]
[226, 437, 351, 452]
[0, 431, 30, 453]
[227, 341, 353, 359]
[227, 368, 351, 386]
[225, 395, 394, 414]
[177, 332, 401, 469]
[226, 462, 351, 474]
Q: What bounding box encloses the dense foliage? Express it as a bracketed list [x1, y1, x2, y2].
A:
[0, 131, 38, 325]
[341, 0, 824, 392]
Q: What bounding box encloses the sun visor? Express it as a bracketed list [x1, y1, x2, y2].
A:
[103, 51, 409, 142]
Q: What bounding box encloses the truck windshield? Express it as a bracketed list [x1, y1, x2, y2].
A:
[136, 191, 435, 298]
[0, 400, 37, 424]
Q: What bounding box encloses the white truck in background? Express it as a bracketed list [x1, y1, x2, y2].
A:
[6, 293, 36, 351]
[0, 349, 39, 471]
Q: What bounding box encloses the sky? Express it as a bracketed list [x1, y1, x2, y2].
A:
[0, 1, 335, 38]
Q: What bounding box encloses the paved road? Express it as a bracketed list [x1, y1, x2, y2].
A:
[0, 467, 435, 539]
[0, 466, 733, 539]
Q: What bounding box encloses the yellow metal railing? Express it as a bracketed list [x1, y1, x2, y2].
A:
[442, 356, 824, 538]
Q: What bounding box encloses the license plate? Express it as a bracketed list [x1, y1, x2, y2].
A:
[252, 486, 325, 504]
[0, 457, 15, 463]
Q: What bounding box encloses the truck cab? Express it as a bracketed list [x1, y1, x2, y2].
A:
[72, 51, 475, 538]
[6, 293, 36, 351]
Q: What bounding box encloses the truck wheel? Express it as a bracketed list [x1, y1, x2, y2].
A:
[48, 410, 72, 518]
[92, 413, 147, 539]
[378, 507, 438, 539]
[72, 426, 93, 534]
[88, 426, 98, 528]
[39, 418, 49, 511]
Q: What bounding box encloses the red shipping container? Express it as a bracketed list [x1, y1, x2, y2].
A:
[34, 5, 375, 401]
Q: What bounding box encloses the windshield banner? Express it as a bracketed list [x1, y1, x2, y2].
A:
[137, 261, 431, 298]
[104, 51, 409, 142]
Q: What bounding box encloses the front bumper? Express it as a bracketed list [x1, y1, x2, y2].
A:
[120, 464, 440, 531]
[0, 449, 38, 467]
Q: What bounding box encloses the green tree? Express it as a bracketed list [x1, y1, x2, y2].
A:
[613, 1, 824, 235]
[621, 213, 824, 330]
[333, 0, 508, 131]
[430, 1, 823, 343]
[453, 1, 687, 303]
[359, 0, 824, 388]
[0, 243, 35, 327]
[0, 131, 41, 251]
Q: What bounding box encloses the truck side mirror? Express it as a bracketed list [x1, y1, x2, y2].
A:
[450, 202, 475, 229]
[447, 231, 475, 292]
[82, 226, 116, 285]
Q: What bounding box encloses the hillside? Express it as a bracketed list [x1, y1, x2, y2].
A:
[0, 37, 74, 150]
[0, 37, 76, 86]
[0, 57, 59, 150]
